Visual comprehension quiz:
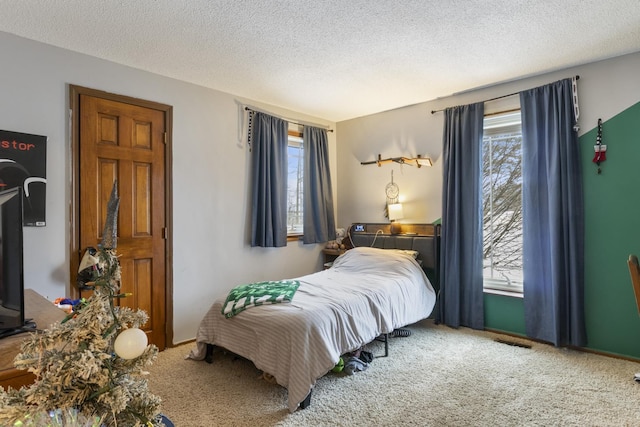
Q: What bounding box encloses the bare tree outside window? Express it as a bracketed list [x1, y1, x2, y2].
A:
[482, 112, 523, 291]
[287, 134, 304, 235]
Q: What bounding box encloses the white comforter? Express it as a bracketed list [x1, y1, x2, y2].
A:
[188, 246, 437, 412]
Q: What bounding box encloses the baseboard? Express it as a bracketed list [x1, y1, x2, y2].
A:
[167, 338, 196, 348]
[485, 327, 640, 364]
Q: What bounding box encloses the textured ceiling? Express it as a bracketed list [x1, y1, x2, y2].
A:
[1, 1, 639, 121]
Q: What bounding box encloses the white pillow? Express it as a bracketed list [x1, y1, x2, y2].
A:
[386, 249, 419, 259]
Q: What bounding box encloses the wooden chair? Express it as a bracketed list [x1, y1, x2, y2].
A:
[628, 255, 640, 382]
[628, 255, 640, 316]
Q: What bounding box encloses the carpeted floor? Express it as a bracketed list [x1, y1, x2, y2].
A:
[147, 319, 640, 426]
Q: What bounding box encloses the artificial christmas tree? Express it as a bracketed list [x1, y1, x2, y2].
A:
[0, 182, 167, 426]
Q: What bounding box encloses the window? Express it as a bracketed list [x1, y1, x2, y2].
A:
[287, 130, 304, 236]
[482, 111, 523, 293]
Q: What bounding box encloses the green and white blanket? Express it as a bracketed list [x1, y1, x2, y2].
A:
[222, 280, 300, 318]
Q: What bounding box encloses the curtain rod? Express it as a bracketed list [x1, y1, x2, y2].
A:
[244, 106, 334, 132]
[430, 75, 580, 114]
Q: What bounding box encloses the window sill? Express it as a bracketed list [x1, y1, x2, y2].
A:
[287, 234, 302, 242]
[483, 288, 523, 298]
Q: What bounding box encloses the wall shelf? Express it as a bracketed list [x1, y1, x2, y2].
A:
[360, 154, 432, 168]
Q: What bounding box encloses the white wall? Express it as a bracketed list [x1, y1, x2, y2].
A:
[336, 51, 640, 228]
[0, 31, 336, 344]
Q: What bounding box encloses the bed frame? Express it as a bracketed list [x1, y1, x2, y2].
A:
[205, 222, 441, 410]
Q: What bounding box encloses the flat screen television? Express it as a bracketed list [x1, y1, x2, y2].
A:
[0, 186, 28, 339]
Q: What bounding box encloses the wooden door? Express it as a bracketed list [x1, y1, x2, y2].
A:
[70, 86, 172, 350]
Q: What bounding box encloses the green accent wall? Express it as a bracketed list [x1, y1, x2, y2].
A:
[484, 101, 640, 360]
[484, 293, 525, 334]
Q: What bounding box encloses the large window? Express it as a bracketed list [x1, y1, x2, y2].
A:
[482, 111, 523, 293]
[287, 130, 304, 236]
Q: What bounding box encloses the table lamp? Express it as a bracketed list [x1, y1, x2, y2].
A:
[388, 203, 404, 234]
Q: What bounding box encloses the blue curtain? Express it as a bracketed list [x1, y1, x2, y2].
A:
[520, 78, 586, 347]
[439, 102, 485, 329]
[250, 112, 288, 247]
[303, 126, 336, 244]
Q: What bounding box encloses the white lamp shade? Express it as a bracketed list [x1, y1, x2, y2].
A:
[388, 203, 404, 221]
[114, 327, 148, 359]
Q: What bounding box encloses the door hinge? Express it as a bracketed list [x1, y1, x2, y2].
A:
[162, 227, 168, 239]
[163, 132, 167, 144]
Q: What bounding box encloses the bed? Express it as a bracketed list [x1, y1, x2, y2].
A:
[188, 223, 440, 412]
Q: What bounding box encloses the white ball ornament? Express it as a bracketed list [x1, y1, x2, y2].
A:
[114, 327, 148, 359]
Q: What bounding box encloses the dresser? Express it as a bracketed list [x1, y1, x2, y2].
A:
[321, 248, 346, 269]
[0, 289, 66, 390]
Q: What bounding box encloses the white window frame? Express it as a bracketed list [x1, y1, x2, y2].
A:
[482, 110, 524, 295]
[287, 130, 304, 236]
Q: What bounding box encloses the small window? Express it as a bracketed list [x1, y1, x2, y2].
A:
[287, 131, 303, 236]
[482, 111, 523, 294]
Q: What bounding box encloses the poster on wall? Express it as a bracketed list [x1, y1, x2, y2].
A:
[0, 130, 47, 226]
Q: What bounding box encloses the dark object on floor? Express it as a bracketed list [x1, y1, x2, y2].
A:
[494, 338, 532, 348]
[158, 414, 175, 427]
[359, 350, 374, 363]
[344, 356, 369, 375]
[391, 328, 411, 337]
